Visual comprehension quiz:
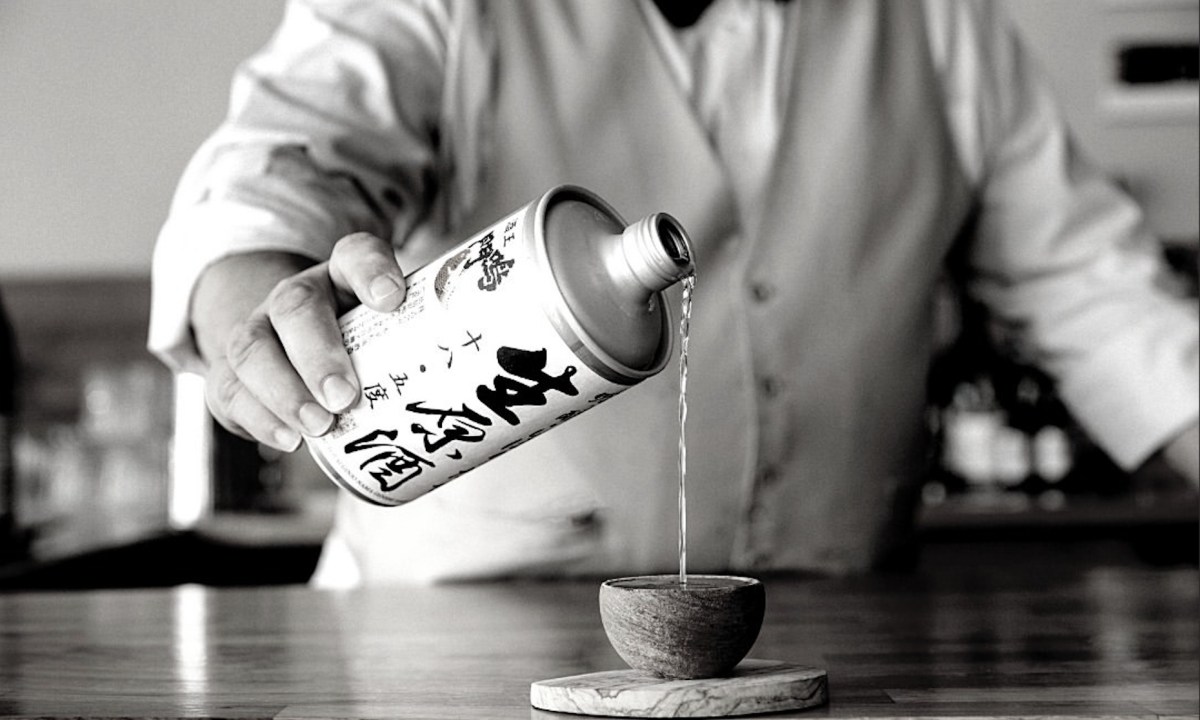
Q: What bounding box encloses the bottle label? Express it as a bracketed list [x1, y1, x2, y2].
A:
[307, 205, 626, 505]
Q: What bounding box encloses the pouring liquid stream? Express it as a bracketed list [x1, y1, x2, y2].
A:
[677, 274, 695, 588]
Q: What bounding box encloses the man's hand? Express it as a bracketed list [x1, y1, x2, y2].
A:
[191, 233, 406, 451]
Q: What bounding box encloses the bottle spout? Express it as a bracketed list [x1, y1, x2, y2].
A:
[620, 213, 695, 293]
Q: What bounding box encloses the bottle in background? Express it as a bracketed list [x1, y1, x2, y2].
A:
[926, 288, 1080, 511]
[0, 289, 23, 560]
[927, 291, 1006, 499]
[996, 359, 1074, 506]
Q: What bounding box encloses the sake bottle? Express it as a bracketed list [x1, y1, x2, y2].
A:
[307, 185, 695, 506]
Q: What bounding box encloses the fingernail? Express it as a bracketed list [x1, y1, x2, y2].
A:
[298, 402, 333, 436]
[322, 375, 358, 411]
[369, 275, 401, 304]
[274, 427, 302, 452]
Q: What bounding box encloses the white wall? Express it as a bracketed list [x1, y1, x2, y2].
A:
[0, 0, 286, 277]
[1, 1, 1194, 279]
[1001, 0, 1199, 242]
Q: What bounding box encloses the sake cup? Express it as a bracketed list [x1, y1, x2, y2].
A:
[599, 574, 765, 679]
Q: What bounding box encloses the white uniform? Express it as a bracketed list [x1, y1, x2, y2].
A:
[151, 0, 1199, 585]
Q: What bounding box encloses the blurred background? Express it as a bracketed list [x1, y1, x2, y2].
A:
[0, 0, 1196, 589]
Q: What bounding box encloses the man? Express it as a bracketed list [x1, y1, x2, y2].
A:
[151, 0, 1199, 585]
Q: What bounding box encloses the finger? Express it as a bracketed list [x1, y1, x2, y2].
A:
[206, 357, 303, 452]
[266, 268, 361, 414]
[328, 232, 406, 312]
[224, 308, 340, 439]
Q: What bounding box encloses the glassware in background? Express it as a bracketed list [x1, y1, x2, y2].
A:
[12, 359, 173, 560]
[924, 240, 1197, 529]
[79, 360, 172, 542]
[0, 288, 25, 561]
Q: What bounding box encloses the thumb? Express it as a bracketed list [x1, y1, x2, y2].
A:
[327, 232, 407, 313]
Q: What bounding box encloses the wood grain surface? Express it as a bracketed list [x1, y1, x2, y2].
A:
[530, 659, 827, 717]
[0, 546, 1195, 719]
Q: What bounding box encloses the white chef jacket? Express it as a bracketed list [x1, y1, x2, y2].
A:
[150, 0, 1199, 585]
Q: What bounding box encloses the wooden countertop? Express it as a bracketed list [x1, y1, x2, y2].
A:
[0, 548, 1195, 719]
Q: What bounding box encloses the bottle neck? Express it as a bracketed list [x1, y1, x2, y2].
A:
[619, 213, 694, 294]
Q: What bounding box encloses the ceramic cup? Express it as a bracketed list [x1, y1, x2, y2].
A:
[599, 575, 765, 679]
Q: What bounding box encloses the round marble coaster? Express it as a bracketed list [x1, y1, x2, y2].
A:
[530, 659, 827, 718]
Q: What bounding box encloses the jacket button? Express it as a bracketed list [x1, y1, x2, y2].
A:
[750, 282, 774, 302]
[757, 466, 779, 487]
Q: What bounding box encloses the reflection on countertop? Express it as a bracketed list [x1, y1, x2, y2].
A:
[0, 542, 1196, 719]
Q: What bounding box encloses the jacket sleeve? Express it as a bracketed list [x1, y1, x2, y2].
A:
[936, 0, 1198, 470]
[148, 0, 453, 373]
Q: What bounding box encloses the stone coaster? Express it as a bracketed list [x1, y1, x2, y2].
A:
[530, 659, 827, 718]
